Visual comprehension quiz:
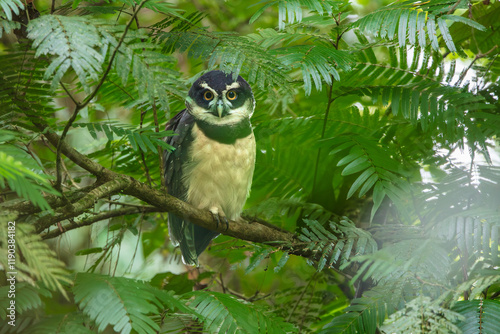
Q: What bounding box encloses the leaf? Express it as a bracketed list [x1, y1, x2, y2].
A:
[0, 221, 71, 297]
[74, 122, 175, 153]
[441, 14, 486, 32]
[249, 0, 336, 30]
[272, 45, 353, 95]
[437, 17, 457, 53]
[453, 300, 500, 334]
[27, 15, 104, 91]
[0, 0, 23, 21]
[274, 252, 290, 273]
[245, 246, 273, 274]
[74, 273, 165, 334]
[0, 151, 59, 211]
[185, 290, 298, 333]
[298, 219, 377, 271]
[347, 167, 375, 199]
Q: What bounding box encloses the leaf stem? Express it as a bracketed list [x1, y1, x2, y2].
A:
[312, 80, 334, 196]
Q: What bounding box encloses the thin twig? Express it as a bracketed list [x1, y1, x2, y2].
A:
[60, 82, 80, 107]
[41, 206, 160, 239]
[457, 45, 498, 85]
[312, 80, 335, 195]
[139, 110, 153, 186]
[288, 272, 316, 322]
[446, 0, 462, 15]
[54, 0, 148, 191]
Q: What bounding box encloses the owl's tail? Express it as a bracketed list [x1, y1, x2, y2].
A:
[168, 213, 219, 266]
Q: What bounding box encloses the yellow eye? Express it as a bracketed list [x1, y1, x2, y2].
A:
[226, 90, 237, 101]
[204, 91, 214, 101]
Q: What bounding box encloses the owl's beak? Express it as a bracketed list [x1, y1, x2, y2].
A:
[216, 100, 224, 118]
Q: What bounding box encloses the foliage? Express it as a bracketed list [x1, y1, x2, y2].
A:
[1, 0, 500, 333]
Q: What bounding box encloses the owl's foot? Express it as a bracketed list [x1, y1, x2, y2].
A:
[209, 207, 229, 231]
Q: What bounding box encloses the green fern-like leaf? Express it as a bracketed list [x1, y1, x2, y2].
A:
[0, 283, 44, 320]
[350, 1, 485, 52]
[453, 299, 500, 334]
[74, 122, 175, 153]
[382, 296, 463, 334]
[0, 220, 71, 297]
[245, 245, 273, 274]
[27, 313, 95, 334]
[434, 215, 500, 265]
[185, 290, 298, 334]
[73, 273, 165, 334]
[0, 0, 23, 20]
[154, 17, 290, 91]
[0, 148, 59, 211]
[0, 19, 19, 36]
[271, 45, 352, 95]
[299, 218, 377, 271]
[348, 239, 451, 297]
[320, 287, 389, 334]
[250, 0, 342, 30]
[27, 15, 105, 91]
[325, 134, 410, 220]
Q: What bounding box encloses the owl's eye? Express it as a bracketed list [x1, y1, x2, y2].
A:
[226, 90, 237, 101]
[204, 91, 214, 101]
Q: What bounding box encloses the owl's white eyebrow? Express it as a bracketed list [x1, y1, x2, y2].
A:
[226, 82, 240, 90]
[200, 82, 218, 96]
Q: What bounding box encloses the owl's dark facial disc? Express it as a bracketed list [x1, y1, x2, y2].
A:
[186, 70, 255, 125]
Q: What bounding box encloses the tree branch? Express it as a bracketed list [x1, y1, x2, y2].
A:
[30, 118, 298, 246]
[35, 178, 130, 233]
[41, 205, 162, 240]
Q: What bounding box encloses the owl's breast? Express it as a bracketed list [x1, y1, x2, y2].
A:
[183, 123, 256, 220]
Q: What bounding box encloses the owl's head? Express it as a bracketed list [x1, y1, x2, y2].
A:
[185, 70, 255, 125]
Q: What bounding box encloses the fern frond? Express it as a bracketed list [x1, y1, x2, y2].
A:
[453, 299, 500, 334]
[451, 269, 500, 302]
[0, 0, 23, 20]
[433, 215, 500, 265]
[350, 1, 485, 52]
[0, 153, 54, 210]
[250, 0, 342, 30]
[0, 19, 19, 36]
[0, 220, 70, 297]
[271, 45, 353, 95]
[339, 46, 496, 151]
[245, 245, 274, 274]
[382, 296, 463, 334]
[27, 15, 105, 91]
[185, 290, 298, 334]
[320, 287, 389, 334]
[154, 24, 290, 91]
[0, 283, 44, 320]
[270, 278, 338, 332]
[74, 273, 165, 334]
[28, 313, 95, 334]
[348, 239, 451, 299]
[74, 122, 175, 154]
[325, 133, 411, 220]
[299, 219, 377, 271]
[0, 49, 59, 127]
[26, 15, 179, 107]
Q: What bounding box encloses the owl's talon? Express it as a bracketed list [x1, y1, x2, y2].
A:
[211, 211, 221, 229]
[210, 211, 229, 231]
[222, 216, 229, 231]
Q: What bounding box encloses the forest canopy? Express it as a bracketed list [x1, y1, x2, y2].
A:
[1, 0, 500, 333]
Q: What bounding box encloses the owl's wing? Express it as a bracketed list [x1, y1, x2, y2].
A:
[163, 109, 192, 202]
[163, 110, 218, 266]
